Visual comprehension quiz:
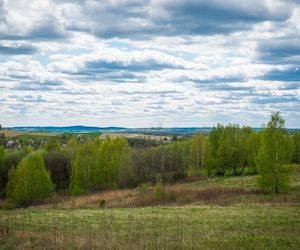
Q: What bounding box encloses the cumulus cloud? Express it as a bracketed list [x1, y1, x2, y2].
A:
[0, 44, 38, 55]
[0, 0, 300, 127]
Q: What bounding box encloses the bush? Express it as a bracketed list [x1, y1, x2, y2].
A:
[242, 167, 257, 176]
[154, 183, 166, 200]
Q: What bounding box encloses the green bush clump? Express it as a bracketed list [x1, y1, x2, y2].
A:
[154, 183, 166, 200]
[6, 151, 53, 207]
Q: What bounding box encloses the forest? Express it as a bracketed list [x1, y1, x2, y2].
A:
[0, 112, 299, 208]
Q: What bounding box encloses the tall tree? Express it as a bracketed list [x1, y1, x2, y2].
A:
[44, 138, 61, 152]
[293, 131, 300, 163]
[205, 124, 224, 175]
[246, 130, 261, 171]
[0, 145, 4, 196]
[0, 149, 30, 198]
[6, 152, 53, 206]
[97, 137, 133, 189]
[218, 124, 238, 175]
[43, 150, 71, 191]
[256, 112, 294, 193]
[69, 143, 98, 195]
[189, 133, 206, 176]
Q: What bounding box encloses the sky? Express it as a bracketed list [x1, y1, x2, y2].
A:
[0, 0, 299, 128]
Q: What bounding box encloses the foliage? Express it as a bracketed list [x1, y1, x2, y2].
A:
[0, 145, 5, 196]
[153, 182, 166, 200]
[0, 149, 29, 197]
[256, 112, 295, 193]
[293, 131, 300, 163]
[69, 143, 98, 195]
[44, 138, 61, 152]
[188, 133, 206, 176]
[43, 150, 71, 191]
[134, 140, 189, 184]
[97, 137, 133, 189]
[204, 124, 224, 175]
[6, 152, 53, 206]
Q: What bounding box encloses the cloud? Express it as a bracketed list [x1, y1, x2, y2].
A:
[0, 44, 38, 55]
[257, 39, 300, 64]
[47, 49, 189, 83]
[0, 0, 300, 127]
[261, 67, 300, 81]
[0, 0, 69, 41]
[153, 0, 292, 35]
[53, 0, 294, 38]
[251, 96, 299, 104]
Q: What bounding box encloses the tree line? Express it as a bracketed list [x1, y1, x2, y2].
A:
[0, 112, 299, 207]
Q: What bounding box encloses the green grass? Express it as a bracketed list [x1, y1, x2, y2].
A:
[0, 205, 300, 249]
[188, 175, 258, 190]
[14, 135, 57, 140]
[1, 169, 300, 249]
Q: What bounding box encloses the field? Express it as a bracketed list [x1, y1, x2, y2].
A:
[0, 130, 61, 140]
[1, 172, 300, 249]
[0, 130, 28, 137]
[100, 133, 172, 141]
[1, 206, 300, 249]
[0, 130, 101, 140]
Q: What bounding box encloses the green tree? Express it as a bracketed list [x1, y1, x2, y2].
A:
[293, 131, 300, 163]
[6, 152, 53, 206]
[97, 137, 133, 189]
[0, 148, 29, 198]
[69, 143, 98, 195]
[246, 130, 261, 171]
[43, 150, 71, 191]
[218, 124, 239, 175]
[256, 112, 294, 193]
[44, 138, 61, 152]
[204, 124, 224, 175]
[0, 145, 4, 196]
[188, 133, 206, 176]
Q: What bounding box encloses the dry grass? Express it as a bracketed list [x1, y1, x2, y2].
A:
[34, 185, 266, 209]
[100, 132, 172, 141]
[35, 189, 137, 209]
[15, 169, 300, 210]
[0, 130, 27, 137]
[133, 185, 263, 207]
[26, 132, 61, 136]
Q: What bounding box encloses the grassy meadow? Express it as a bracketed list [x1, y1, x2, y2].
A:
[1, 172, 300, 249]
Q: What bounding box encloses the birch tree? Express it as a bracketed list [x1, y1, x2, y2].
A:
[256, 112, 294, 193]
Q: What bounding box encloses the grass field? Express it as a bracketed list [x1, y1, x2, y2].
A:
[0, 130, 27, 137]
[1, 172, 300, 249]
[0, 130, 100, 141]
[0, 130, 61, 140]
[1, 205, 299, 249]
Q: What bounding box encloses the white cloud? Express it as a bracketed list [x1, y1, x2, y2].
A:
[0, 0, 299, 127]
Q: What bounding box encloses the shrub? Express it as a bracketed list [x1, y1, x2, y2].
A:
[99, 199, 106, 208]
[138, 183, 150, 194]
[154, 183, 166, 200]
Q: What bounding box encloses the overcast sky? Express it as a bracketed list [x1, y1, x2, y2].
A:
[0, 0, 299, 128]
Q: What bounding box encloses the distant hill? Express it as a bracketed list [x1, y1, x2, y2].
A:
[7, 126, 211, 135]
[6, 126, 299, 135]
